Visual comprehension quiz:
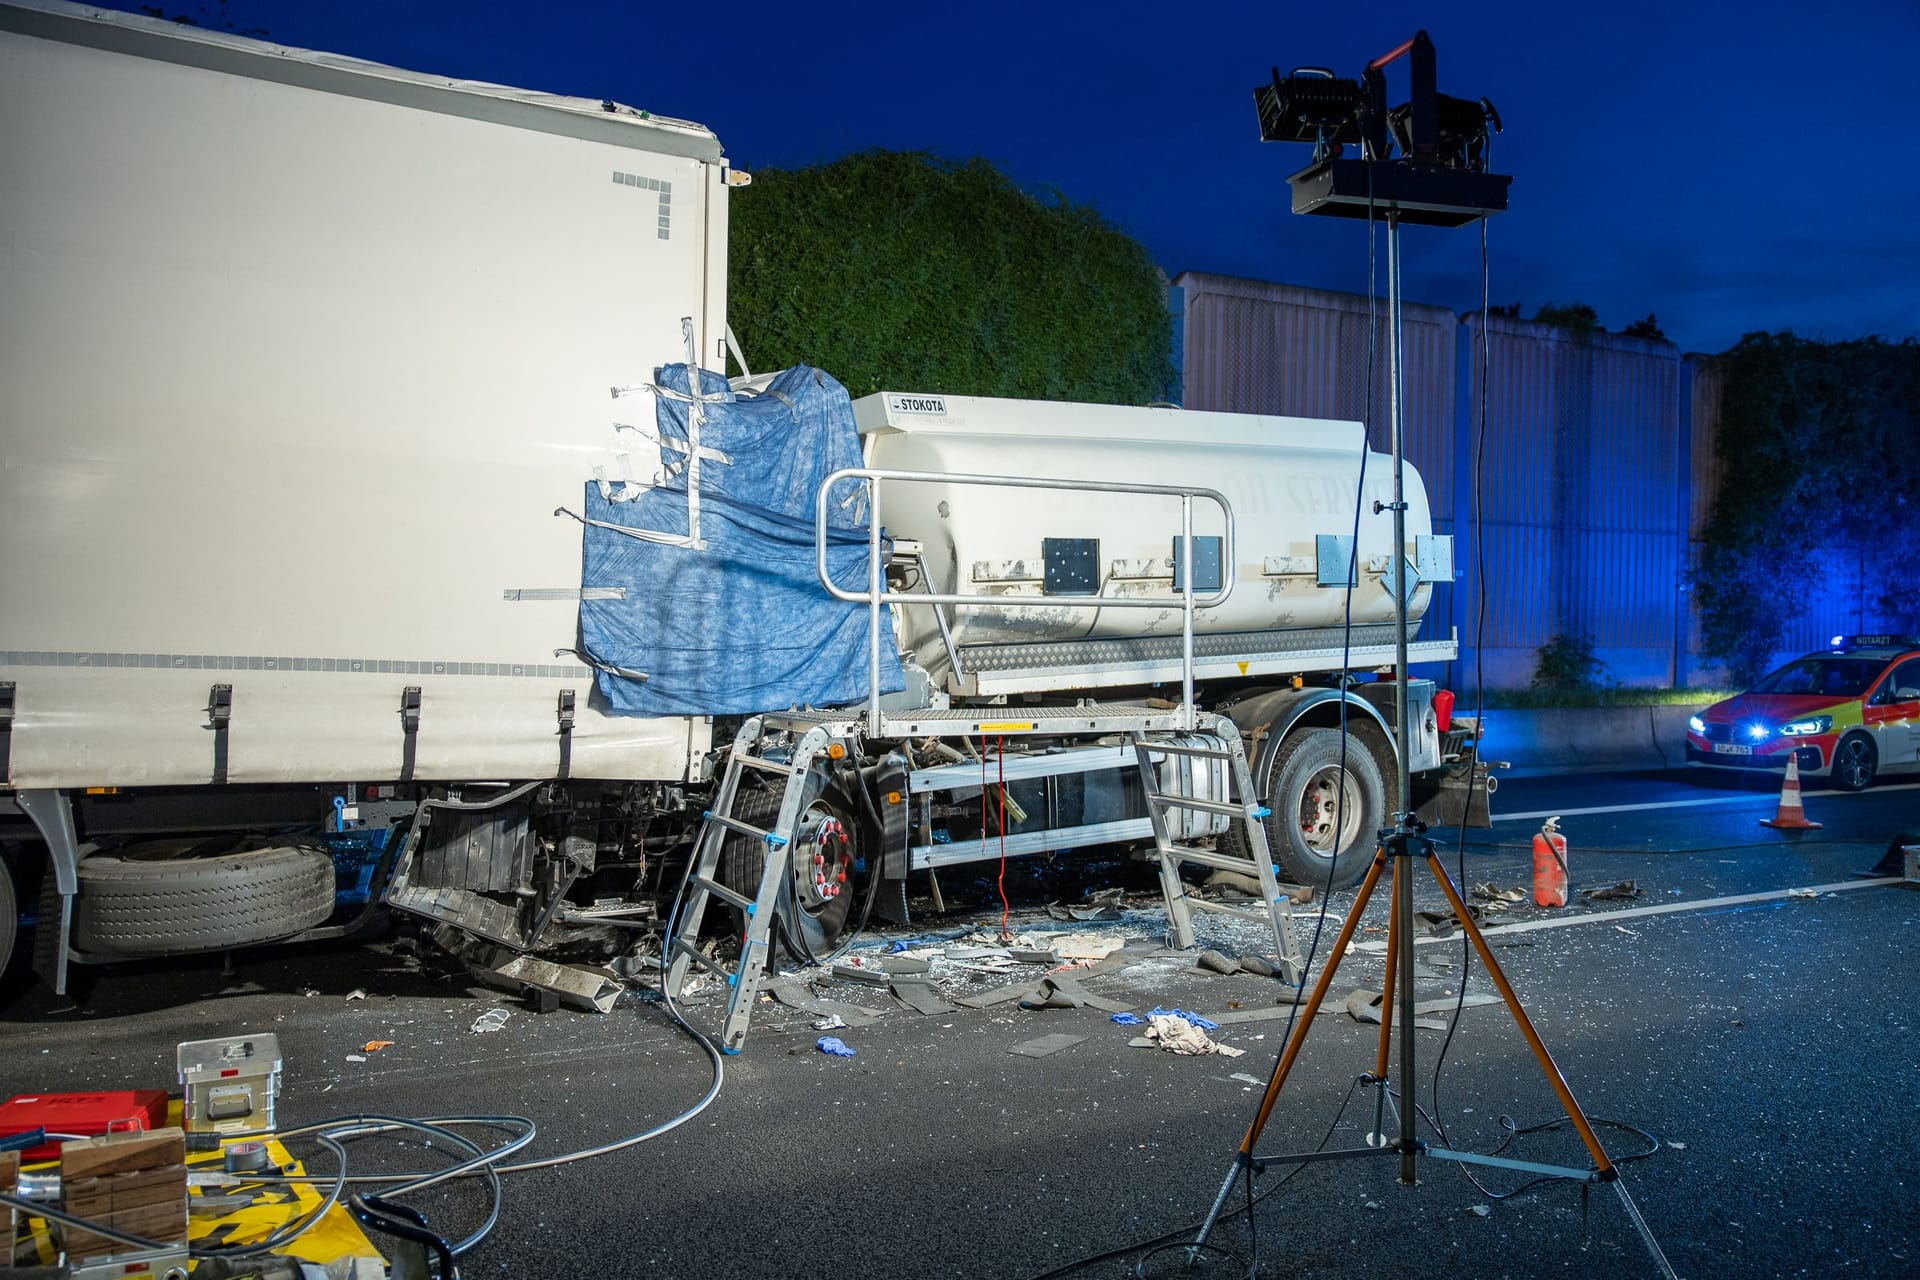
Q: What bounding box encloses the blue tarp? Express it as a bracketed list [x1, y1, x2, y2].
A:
[576, 364, 904, 716]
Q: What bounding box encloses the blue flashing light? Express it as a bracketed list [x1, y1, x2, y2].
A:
[1745, 724, 1771, 742]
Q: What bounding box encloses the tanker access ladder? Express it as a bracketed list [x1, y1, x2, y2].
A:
[664, 468, 1307, 1052]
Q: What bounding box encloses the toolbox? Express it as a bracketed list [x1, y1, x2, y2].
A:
[0, 1091, 168, 1163]
[176, 1033, 282, 1135]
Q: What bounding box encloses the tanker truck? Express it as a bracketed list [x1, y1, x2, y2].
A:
[0, 0, 1477, 1004]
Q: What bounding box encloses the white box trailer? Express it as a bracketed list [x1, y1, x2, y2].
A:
[1, 0, 724, 791]
[0, 1, 1482, 1002]
[1, 0, 731, 985]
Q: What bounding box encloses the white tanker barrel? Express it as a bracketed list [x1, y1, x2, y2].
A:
[850, 392, 1435, 679]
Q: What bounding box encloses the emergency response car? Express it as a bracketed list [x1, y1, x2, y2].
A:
[1685, 636, 1920, 790]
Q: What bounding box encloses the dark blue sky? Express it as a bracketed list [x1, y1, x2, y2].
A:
[105, 0, 1920, 354]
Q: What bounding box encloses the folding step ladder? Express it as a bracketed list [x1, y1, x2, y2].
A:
[663, 716, 839, 1053]
[1132, 723, 1306, 986]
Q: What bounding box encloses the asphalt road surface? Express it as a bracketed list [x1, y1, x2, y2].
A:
[4, 768, 1915, 1279]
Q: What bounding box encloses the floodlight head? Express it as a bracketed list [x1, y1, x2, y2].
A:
[1388, 93, 1500, 171]
[1254, 67, 1366, 156]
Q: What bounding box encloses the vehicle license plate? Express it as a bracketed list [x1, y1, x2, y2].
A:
[1712, 743, 1752, 756]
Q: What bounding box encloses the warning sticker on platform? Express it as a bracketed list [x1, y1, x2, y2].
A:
[886, 393, 948, 416]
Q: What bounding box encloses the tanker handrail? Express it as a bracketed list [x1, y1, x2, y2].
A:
[814, 466, 1236, 735]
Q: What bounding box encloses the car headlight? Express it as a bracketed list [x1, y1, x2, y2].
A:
[1688, 715, 1705, 734]
[1780, 715, 1832, 736]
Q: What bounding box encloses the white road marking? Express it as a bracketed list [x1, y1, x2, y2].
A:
[1495, 779, 1920, 823]
[1352, 877, 1905, 952]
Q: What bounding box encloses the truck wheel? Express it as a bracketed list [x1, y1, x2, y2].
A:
[0, 854, 18, 1000]
[1257, 728, 1385, 890]
[71, 841, 335, 957]
[720, 776, 857, 962]
[1830, 734, 1877, 792]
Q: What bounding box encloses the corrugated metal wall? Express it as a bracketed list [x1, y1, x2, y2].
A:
[1179, 272, 1696, 689]
[1458, 314, 1690, 687]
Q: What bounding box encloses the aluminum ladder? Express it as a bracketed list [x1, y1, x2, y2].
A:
[663, 716, 839, 1053]
[1131, 727, 1306, 986]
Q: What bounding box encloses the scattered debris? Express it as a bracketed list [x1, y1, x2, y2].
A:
[1197, 949, 1240, 975]
[345, 989, 367, 1002]
[891, 978, 958, 1016]
[482, 954, 623, 1014]
[1414, 908, 1482, 936]
[878, 955, 932, 976]
[1613, 925, 1640, 937]
[813, 1014, 847, 1031]
[1229, 1072, 1266, 1086]
[816, 1036, 856, 1058]
[1147, 1007, 1218, 1031]
[1470, 1204, 1491, 1218]
[469, 1008, 513, 1034]
[1008, 948, 1058, 965]
[1786, 887, 1819, 900]
[1668, 1141, 1687, 1150]
[831, 960, 893, 988]
[1019, 975, 1134, 1014]
[1470, 883, 1527, 911]
[361, 1040, 393, 1053]
[1053, 932, 1126, 961]
[1140, 1014, 1244, 1057]
[1008, 1032, 1086, 1058]
[345, 1054, 366, 1064]
[1581, 881, 1644, 902]
[1110, 1012, 1144, 1026]
[1238, 955, 1277, 978]
[1048, 902, 1122, 922]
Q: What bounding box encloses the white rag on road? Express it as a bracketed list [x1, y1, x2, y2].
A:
[1146, 1014, 1245, 1057]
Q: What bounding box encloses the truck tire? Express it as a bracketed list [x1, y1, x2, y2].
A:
[1253, 727, 1385, 890]
[0, 854, 18, 1000]
[71, 843, 335, 957]
[720, 775, 857, 963]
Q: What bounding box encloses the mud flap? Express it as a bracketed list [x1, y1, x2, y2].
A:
[872, 755, 912, 927]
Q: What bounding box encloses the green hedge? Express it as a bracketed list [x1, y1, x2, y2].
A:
[727, 150, 1173, 405]
[1696, 333, 1920, 683]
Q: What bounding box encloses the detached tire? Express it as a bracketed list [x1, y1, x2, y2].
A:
[72, 843, 334, 957]
[1254, 727, 1385, 890]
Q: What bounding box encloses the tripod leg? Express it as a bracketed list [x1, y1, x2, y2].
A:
[1423, 851, 1616, 1175]
[1373, 852, 1400, 1083]
[1237, 844, 1388, 1156]
[1194, 844, 1389, 1250]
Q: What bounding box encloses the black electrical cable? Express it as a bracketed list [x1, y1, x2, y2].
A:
[1424, 193, 1497, 1153]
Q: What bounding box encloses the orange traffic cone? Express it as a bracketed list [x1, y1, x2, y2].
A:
[1760, 756, 1822, 830]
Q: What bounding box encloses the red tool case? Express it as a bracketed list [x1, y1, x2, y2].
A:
[0, 1091, 169, 1163]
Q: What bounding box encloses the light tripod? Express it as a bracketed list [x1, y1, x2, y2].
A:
[1189, 30, 1677, 1276]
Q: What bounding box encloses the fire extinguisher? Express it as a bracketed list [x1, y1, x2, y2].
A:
[1532, 817, 1568, 908]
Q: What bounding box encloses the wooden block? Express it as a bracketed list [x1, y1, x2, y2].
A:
[0, 1147, 18, 1191]
[64, 1163, 188, 1215]
[63, 1199, 187, 1261]
[59, 1127, 185, 1180]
